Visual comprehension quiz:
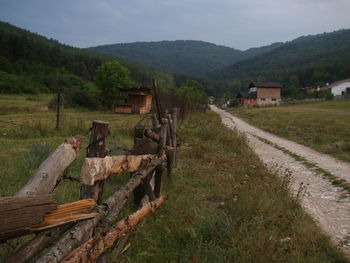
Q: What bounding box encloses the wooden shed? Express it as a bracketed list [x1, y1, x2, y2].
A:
[237, 91, 257, 107]
[115, 87, 153, 114]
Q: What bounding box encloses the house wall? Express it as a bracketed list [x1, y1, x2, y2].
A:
[129, 94, 145, 105]
[115, 105, 132, 113]
[307, 88, 317, 93]
[128, 94, 152, 114]
[145, 95, 152, 107]
[331, 82, 350, 96]
[238, 98, 256, 107]
[256, 98, 281, 106]
[257, 88, 281, 99]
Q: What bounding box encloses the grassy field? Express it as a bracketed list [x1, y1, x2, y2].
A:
[0, 94, 146, 200]
[0, 95, 348, 262]
[116, 111, 348, 263]
[228, 99, 350, 162]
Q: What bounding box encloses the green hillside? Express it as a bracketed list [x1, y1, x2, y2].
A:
[211, 29, 350, 89]
[0, 21, 175, 103]
[88, 40, 282, 77]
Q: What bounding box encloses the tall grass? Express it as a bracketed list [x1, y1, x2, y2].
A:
[0, 95, 348, 262]
[229, 100, 350, 162]
[115, 111, 348, 263]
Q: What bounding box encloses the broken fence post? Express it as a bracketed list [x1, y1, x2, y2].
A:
[80, 120, 109, 203]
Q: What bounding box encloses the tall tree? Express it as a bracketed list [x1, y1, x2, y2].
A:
[177, 79, 208, 105]
[95, 61, 135, 108]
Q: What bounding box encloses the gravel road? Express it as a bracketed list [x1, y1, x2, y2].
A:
[211, 105, 350, 255]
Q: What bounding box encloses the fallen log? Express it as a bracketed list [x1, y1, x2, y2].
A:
[62, 196, 166, 263]
[80, 154, 158, 185]
[35, 157, 164, 263]
[16, 135, 83, 197]
[0, 197, 96, 242]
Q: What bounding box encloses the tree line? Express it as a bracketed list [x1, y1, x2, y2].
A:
[0, 21, 207, 109]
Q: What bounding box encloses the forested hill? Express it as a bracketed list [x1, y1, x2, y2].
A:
[0, 21, 175, 95]
[88, 40, 282, 77]
[210, 29, 350, 87]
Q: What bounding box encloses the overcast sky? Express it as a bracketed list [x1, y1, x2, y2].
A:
[1, 0, 350, 50]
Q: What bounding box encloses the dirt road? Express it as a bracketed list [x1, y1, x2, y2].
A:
[211, 105, 350, 255]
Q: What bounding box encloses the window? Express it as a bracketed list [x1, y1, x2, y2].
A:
[260, 98, 266, 101]
[272, 98, 276, 101]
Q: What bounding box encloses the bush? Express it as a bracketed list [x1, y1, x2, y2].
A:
[0, 70, 48, 94]
[63, 86, 102, 110]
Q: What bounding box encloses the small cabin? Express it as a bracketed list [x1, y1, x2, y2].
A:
[115, 87, 153, 114]
[237, 82, 282, 107]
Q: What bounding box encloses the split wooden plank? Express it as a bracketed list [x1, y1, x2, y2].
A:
[0, 197, 97, 242]
[61, 196, 166, 263]
[80, 154, 158, 185]
[0, 196, 57, 241]
[16, 135, 84, 197]
[30, 199, 98, 231]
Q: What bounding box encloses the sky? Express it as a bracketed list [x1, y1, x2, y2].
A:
[0, 0, 350, 50]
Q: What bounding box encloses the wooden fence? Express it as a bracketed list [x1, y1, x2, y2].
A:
[1, 107, 178, 263]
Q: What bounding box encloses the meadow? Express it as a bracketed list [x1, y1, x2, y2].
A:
[228, 99, 350, 162]
[0, 95, 348, 262]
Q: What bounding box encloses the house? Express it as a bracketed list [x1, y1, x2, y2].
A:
[301, 86, 319, 93]
[320, 79, 350, 98]
[115, 87, 153, 114]
[237, 82, 282, 107]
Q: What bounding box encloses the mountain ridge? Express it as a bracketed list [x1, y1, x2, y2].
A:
[211, 28, 350, 86]
[87, 40, 283, 76]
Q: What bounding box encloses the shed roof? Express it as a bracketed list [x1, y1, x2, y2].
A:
[249, 82, 282, 89]
[119, 87, 152, 95]
[237, 91, 257, 99]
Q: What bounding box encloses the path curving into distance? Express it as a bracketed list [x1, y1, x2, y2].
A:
[211, 105, 350, 256]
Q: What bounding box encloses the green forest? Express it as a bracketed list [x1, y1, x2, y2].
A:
[1, 20, 350, 102]
[0, 21, 180, 109]
[208, 29, 350, 98]
[88, 40, 282, 77]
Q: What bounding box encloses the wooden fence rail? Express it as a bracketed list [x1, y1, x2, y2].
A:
[3, 107, 178, 263]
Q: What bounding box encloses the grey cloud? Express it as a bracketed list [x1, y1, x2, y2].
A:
[0, 0, 349, 49]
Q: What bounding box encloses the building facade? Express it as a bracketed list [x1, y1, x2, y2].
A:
[115, 87, 153, 114]
[320, 79, 350, 98]
[237, 82, 282, 107]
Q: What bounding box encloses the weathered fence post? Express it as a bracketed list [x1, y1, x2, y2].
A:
[80, 120, 109, 203]
[165, 110, 173, 147]
[56, 87, 62, 130]
[171, 107, 178, 165]
[152, 79, 162, 123]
